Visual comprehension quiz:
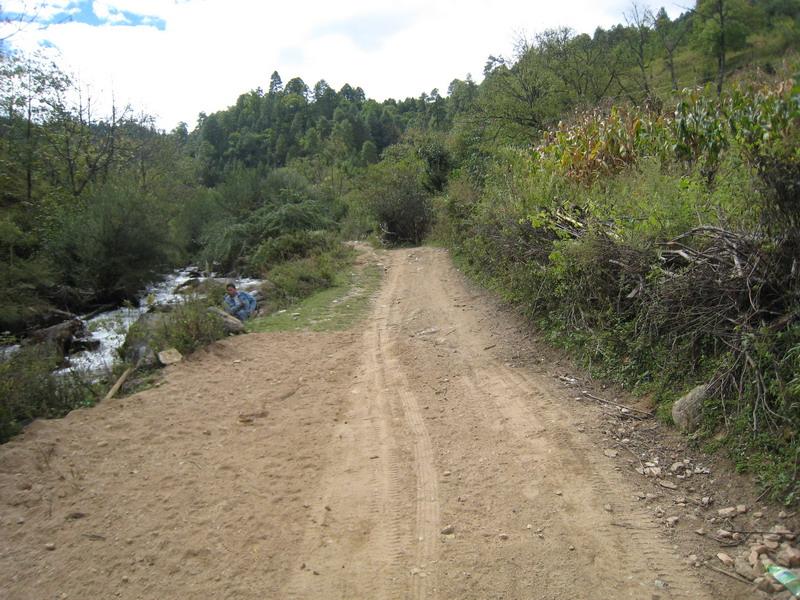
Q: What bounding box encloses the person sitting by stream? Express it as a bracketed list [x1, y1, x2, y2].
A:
[223, 283, 257, 321]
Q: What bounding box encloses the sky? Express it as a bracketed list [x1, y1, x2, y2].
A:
[1, 0, 685, 130]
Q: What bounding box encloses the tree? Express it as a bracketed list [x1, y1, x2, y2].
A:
[0, 1, 43, 45]
[360, 146, 431, 245]
[284, 77, 309, 99]
[413, 133, 451, 193]
[269, 70, 283, 95]
[172, 121, 189, 145]
[652, 8, 691, 91]
[425, 88, 448, 130]
[312, 79, 338, 120]
[360, 139, 378, 165]
[474, 44, 564, 142]
[339, 83, 365, 104]
[43, 88, 139, 196]
[623, 3, 655, 99]
[535, 28, 620, 106]
[446, 76, 478, 120]
[694, 0, 759, 94]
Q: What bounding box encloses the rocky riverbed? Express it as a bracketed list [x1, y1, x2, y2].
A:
[1, 268, 262, 375]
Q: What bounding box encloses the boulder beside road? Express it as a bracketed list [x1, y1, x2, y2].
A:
[672, 384, 709, 432]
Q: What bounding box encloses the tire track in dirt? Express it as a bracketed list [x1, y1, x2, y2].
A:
[383, 246, 718, 599]
[504, 365, 704, 599]
[280, 330, 406, 599]
[378, 252, 441, 600]
[281, 249, 440, 600]
[463, 362, 703, 598]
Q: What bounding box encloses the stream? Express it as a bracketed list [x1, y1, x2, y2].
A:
[2, 268, 261, 375]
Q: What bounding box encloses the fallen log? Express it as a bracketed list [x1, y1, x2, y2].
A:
[103, 365, 135, 402]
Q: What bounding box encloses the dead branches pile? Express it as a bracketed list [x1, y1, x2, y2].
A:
[478, 205, 798, 436]
[644, 226, 799, 432]
[652, 226, 771, 339]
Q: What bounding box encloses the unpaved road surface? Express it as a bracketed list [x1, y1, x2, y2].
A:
[1, 247, 752, 599]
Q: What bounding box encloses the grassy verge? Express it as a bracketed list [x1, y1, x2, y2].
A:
[248, 251, 383, 333]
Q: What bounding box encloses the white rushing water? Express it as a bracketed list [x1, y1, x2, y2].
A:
[0, 268, 262, 374]
[60, 269, 261, 374]
[0, 344, 20, 361]
[59, 268, 199, 374]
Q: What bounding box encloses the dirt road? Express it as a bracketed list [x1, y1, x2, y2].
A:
[0, 247, 752, 599]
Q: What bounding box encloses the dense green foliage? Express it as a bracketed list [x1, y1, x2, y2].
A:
[3, 0, 791, 334]
[264, 243, 357, 311]
[0, 344, 96, 442]
[440, 73, 800, 502]
[123, 296, 228, 359]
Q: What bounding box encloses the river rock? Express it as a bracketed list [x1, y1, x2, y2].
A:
[716, 552, 734, 567]
[776, 545, 800, 568]
[70, 336, 101, 354]
[120, 312, 168, 367]
[734, 556, 758, 580]
[174, 278, 202, 293]
[24, 319, 87, 359]
[672, 384, 709, 432]
[207, 307, 245, 334]
[158, 348, 183, 366]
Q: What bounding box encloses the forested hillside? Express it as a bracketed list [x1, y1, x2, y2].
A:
[2, 0, 800, 500]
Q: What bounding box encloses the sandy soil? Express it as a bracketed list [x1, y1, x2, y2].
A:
[0, 246, 770, 599]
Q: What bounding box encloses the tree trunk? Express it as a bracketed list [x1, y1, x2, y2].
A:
[667, 53, 678, 91]
[717, 0, 727, 96]
[26, 95, 33, 203]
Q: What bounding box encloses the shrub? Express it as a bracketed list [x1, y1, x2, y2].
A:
[0, 210, 58, 331]
[249, 201, 332, 238]
[44, 178, 173, 304]
[161, 299, 227, 356]
[430, 174, 481, 247]
[0, 345, 95, 443]
[247, 230, 336, 274]
[359, 145, 432, 245]
[439, 76, 800, 501]
[266, 245, 354, 308]
[123, 294, 227, 360]
[196, 219, 250, 274]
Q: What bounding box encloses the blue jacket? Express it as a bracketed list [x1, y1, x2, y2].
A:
[223, 290, 257, 318]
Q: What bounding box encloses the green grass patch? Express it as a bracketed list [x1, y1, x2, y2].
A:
[248, 260, 383, 333]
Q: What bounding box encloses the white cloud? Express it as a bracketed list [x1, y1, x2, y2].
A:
[5, 0, 686, 129]
[2, 0, 73, 20]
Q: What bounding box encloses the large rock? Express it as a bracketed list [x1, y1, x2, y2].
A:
[70, 336, 101, 353]
[672, 384, 709, 432]
[776, 545, 800, 568]
[122, 305, 244, 368]
[23, 319, 86, 359]
[174, 278, 202, 293]
[207, 307, 245, 335]
[120, 312, 168, 367]
[158, 348, 183, 366]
